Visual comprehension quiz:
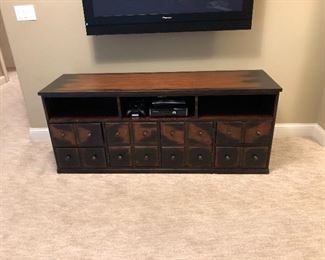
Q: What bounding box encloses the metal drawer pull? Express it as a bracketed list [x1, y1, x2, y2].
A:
[170, 154, 176, 160]
[92, 155, 97, 160]
[197, 154, 203, 160]
[65, 154, 71, 161]
[225, 154, 231, 160]
[198, 131, 203, 136]
[253, 154, 259, 161]
[115, 131, 120, 136]
[143, 130, 148, 136]
[87, 132, 92, 137]
[117, 154, 123, 160]
[60, 131, 65, 137]
[170, 130, 175, 136]
[144, 154, 150, 160]
[256, 130, 261, 136]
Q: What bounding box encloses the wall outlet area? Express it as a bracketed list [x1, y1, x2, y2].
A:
[14, 5, 37, 21]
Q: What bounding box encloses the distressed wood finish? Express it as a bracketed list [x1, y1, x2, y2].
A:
[39, 70, 282, 96]
[216, 122, 243, 145]
[244, 147, 269, 168]
[161, 147, 185, 168]
[55, 148, 80, 168]
[108, 147, 132, 168]
[76, 123, 104, 146]
[49, 124, 77, 147]
[216, 147, 241, 168]
[244, 121, 273, 144]
[105, 122, 130, 145]
[39, 70, 282, 174]
[133, 122, 159, 145]
[188, 122, 214, 146]
[135, 147, 159, 167]
[187, 147, 213, 168]
[79, 148, 107, 168]
[161, 122, 185, 146]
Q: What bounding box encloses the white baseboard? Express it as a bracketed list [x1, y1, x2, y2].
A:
[274, 123, 325, 146]
[29, 128, 50, 140]
[29, 123, 325, 146]
[0, 75, 6, 85]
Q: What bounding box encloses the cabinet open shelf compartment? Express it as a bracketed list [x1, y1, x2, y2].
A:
[44, 97, 119, 122]
[119, 96, 196, 118]
[198, 95, 276, 118]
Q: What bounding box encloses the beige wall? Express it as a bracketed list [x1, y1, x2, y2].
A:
[318, 0, 325, 129]
[0, 0, 324, 128]
[0, 54, 3, 76]
[319, 89, 325, 129]
[0, 9, 15, 69]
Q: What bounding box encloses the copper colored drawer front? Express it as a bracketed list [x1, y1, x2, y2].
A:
[55, 148, 80, 168]
[187, 147, 213, 168]
[162, 147, 184, 168]
[50, 124, 77, 147]
[133, 122, 158, 145]
[106, 123, 130, 145]
[216, 121, 243, 145]
[244, 121, 273, 144]
[188, 122, 213, 146]
[76, 123, 104, 147]
[79, 148, 107, 168]
[161, 122, 185, 146]
[135, 147, 159, 167]
[216, 147, 241, 168]
[244, 147, 269, 168]
[109, 147, 132, 168]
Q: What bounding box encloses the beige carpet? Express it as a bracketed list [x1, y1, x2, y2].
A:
[1, 72, 325, 260]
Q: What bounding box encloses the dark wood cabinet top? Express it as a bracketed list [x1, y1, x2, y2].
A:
[38, 70, 282, 97]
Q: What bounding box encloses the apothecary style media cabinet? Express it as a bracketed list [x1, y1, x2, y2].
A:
[38, 70, 282, 174]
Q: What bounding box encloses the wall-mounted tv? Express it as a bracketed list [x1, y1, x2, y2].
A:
[82, 0, 254, 35]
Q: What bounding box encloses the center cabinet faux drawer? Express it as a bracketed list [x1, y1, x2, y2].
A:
[105, 122, 130, 145]
[135, 147, 159, 167]
[216, 121, 243, 145]
[133, 122, 158, 145]
[108, 147, 132, 167]
[188, 122, 214, 146]
[161, 122, 185, 146]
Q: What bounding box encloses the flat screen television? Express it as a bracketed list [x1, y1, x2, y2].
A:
[82, 0, 254, 35]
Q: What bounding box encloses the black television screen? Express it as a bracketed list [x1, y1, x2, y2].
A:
[82, 0, 254, 35]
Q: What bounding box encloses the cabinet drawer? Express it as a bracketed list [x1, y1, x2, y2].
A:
[162, 147, 184, 168]
[79, 148, 107, 168]
[50, 124, 77, 147]
[161, 122, 185, 146]
[133, 122, 158, 145]
[135, 147, 159, 167]
[188, 122, 213, 146]
[105, 123, 130, 145]
[244, 147, 269, 168]
[244, 121, 273, 144]
[216, 147, 241, 168]
[187, 147, 213, 168]
[216, 121, 243, 145]
[109, 147, 132, 168]
[55, 148, 80, 169]
[76, 123, 103, 146]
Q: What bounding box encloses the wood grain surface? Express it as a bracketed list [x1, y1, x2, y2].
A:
[39, 70, 282, 96]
